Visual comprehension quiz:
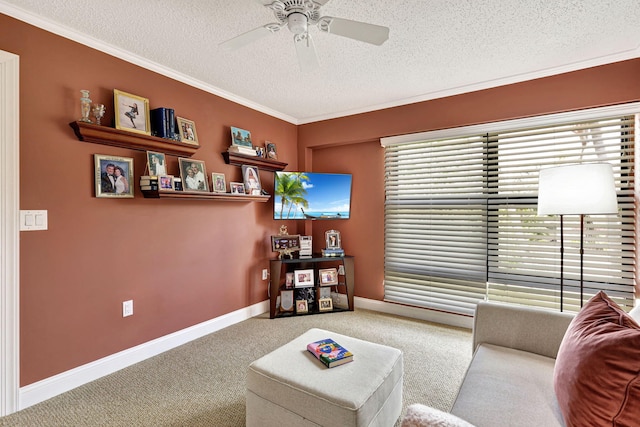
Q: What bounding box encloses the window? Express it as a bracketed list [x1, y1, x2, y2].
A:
[382, 105, 638, 316]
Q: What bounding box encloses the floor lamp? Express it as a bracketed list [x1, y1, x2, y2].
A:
[538, 163, 618, 311]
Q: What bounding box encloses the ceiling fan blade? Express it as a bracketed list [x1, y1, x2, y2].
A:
[318, 17, 389, 46]
[294, 33, 320, 73]
[220, 25, 280, 50]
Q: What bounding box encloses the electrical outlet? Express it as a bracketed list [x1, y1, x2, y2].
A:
[122, 300, 134, 317]
[262, 269, 269, 280]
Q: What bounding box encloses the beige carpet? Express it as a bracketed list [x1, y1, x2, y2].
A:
[0, 309, 472, 426]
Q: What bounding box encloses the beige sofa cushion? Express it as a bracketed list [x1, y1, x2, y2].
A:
[401, 404, 475, 427]
[554, 291, 640, 426]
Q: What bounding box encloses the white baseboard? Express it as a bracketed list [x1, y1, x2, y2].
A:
[354, 297, 473, 330]
[19, 297, 470, 410]
[19, 300, 268, 410]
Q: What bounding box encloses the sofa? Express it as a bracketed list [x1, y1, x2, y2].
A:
[401, 292, 640, 427]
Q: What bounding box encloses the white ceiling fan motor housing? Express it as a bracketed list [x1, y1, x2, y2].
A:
[287, 12, 308, 34]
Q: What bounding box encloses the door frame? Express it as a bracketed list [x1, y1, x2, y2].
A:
[0, 49, 20, 416]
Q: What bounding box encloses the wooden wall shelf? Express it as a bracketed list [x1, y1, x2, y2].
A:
[70, 121, 198, 157]
[141, 189, 270, 202]
[222, 151, 287, 172]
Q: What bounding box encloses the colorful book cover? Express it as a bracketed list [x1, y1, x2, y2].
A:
[307, 338, 354, 368]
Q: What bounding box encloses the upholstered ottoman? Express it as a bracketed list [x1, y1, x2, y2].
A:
[246, 328, 403, 427]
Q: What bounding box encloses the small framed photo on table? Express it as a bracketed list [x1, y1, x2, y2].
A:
[242, 165, 261, 195]
[114, 89, 150, 135]
[146, 151, 167, 176]
[230, 182, 245, 195]
[325, 229, 342, 249]
[285, 272, 294, 289]
[265, 142, 277, 160]
[230, 126, 252, 148]
[319, 298, 333, 312]
[158, 175, 174, 191]
[294, 269, 314, 288]
[319, 268, 338, 286]
[179, 158, 209, 192]
[176, 117, 199, 146]
[296, 299, 308, 314]
[212, 173, 226, 193]
[94, 154, 134, 198]
[280, 290, 294, 312]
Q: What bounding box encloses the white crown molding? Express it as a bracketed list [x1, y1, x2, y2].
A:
[19, 300, 268, 410]
[298, 46, 640, 125]
[0, 48, 20, 417]
[0, 3, 299, 125]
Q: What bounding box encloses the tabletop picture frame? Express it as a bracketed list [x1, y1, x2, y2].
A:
[242, 165, 261, 195]
[178, 158, 209, 192]
[319, 268, 339, 286]
[94, 154, 134, 198]
[230, 182, 245, 195]
[319, 298, 333, 312]
[230, 126, 252, 148]
[295, 299, 308, 314]
[114, 89, 150, 135]
[146, 151, 167, 176]
[325, 229, 342, 249]
[294, 269, 314, 288]
[158, 175, 174, 191]
[176, 116, 199, 146]
[212, 173, 226, 193]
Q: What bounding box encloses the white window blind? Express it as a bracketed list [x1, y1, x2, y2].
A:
[383, 108, 637, 315]
[384, 135, 488, 316]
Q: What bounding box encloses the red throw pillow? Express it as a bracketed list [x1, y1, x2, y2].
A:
[554, 291, 640, 426]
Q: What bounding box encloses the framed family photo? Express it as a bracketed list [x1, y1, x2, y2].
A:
[296, 299, 308, 314]
[146, 151, 167, 176]
[230, 126, 252, 148]
[94, 154, 134, 198]
[159, 175, 174, 191]
[319, 268, 339, 286]
[319, 298, 333, 312]
[242, 165, 261, 195]
[176, 116, 199, 146]
[114, 89, 150, 135]
[212, 173, 226, 193]
[294, 269, 314, 288]
[178, 158, 209, 192]
[325, 229, 342, 249]
[230, 182, 245, 195]
[265, 142, 277, 160]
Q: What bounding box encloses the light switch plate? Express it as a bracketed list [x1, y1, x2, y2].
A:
[20, 210, 48, 231]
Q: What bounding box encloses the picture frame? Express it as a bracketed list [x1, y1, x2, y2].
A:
[158, 175, 174, 191]
[285, 272, 294, 289]
[325, 229, 342, 249]
[318, 298, 333, 312]
[242, 165, 262, 195]
[294, 269, 314, 288]
[295, 299, 308, 314]
[94, 154, 134, 198]
[265, 142, 277, 160]
[146, 151, 167, 176]
[178, 158, 209, 192]
[173, 177, 183, 191]
[299, 235, 312, 257]
[176, 116, 199, 146]
[271, 235, 301, 253]
[230, 182, 245, 195]
[319, 268, 339, 286]
[256, 147, 265, 157]
[212, 173, 226, 193]
[280, 290, 294, 312]
[230, 126, 253, 148]
[318, 286, 331, 299]
[114, 89, 151, 135]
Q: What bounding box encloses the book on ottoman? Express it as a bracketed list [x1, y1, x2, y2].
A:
[307, 338, 354, 368]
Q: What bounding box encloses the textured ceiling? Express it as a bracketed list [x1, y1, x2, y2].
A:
[1, 0, 639, 124]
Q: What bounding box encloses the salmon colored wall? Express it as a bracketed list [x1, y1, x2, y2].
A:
[4, 10, 640, 387]
[0, 14, 297, 386]
[300, 58, 640, 302]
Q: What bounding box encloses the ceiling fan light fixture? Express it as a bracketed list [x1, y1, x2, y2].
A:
[287, 12, 308, 34]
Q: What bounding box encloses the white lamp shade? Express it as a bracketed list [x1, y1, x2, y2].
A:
[537, 163, 618, 215]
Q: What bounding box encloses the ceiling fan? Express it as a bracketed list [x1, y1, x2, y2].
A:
[220, 0, 390, 72]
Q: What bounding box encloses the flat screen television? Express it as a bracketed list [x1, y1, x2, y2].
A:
[274, 172, 352, 220]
